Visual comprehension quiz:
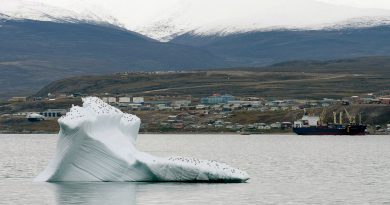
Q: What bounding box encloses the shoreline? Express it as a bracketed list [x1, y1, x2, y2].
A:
[0, 131, 388, 135]
[0, 131, 294, 135]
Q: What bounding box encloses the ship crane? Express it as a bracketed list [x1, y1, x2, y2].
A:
[344, 107, 356, 124]
[319, 108, 327, 125]
[333, 112, 337, 124]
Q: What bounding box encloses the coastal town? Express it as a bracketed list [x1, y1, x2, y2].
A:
[1, 91, 390, 134]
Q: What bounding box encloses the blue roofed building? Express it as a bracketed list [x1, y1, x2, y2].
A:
[201, 94, 235, 105]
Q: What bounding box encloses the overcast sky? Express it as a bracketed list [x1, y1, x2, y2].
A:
[317, 0, 390, 9]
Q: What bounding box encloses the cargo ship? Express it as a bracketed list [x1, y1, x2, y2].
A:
[293, 109, 366, 135]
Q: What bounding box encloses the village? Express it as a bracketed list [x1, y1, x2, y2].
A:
[2, 90, 390, 134]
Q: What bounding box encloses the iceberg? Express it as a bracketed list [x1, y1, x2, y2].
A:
[35, 97, 249, 182]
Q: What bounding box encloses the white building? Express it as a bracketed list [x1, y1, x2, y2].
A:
[119, 97, 131, 103]
[107, 97, 116, 104]
[40, 109, 67, 118]
[133, 97, 144, 104]
[270, 122, 282, 128]
[196, 104, 207, 110]
[173, 100, 191, 107]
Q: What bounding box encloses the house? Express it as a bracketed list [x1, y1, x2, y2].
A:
[128, 103, 142, 110]
[196, 104, 207, 110]
[9, 97, 27, 102]
[320, 98, 336, 105]
[108, 97, 117, 104]
[258, 125, 271, 130]
[118, 97, 131, 103]
[40, 109, 67, 118]
[102, 97, 117, 104]
[281, 122, 293, 129]
[173, 100, 191, 108]
[379, 97, 390, 104]
[172, 123, 184, 129]
[201, 94, 235, 105]
[228, 100, 261, 108]
[244, 97, 260, 101]
[144, 100, 171, 107]
[270, 107, 279, 111]
[270, 122, 282, 129]
[133, 97, 145, 104]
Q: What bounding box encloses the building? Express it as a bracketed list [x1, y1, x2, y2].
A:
[128, 103, 142, 110]
[244, 97, 260, 101]
[108, 97, 117, 104]
[156, 103, 172, 110]
[172, 123, 184, 129]
[379, 97, 390, 104]
[102, 97, 117, 104]
[173, 100, 191, 108]
[228, 100, 261, 107]
[133, 97, 145, 104]
[196, 104, 207, 110]
[201, 94, 235, 105]
[40, 109, 67, 118]
[118, 97, 131, 103]
[270, 122, 282, 129]
[281, 122, 293, 129]
[9, 97, 27, 102]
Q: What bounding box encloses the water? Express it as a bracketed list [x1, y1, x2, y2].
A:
[1, 134, 390, 204]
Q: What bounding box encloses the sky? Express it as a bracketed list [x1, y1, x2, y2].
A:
[317, 0, 390, 9]
[1, 0, 390, 40]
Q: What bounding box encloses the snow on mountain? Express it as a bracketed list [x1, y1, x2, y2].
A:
[0, 0, 122, 26]
[1, 0, 390, 41]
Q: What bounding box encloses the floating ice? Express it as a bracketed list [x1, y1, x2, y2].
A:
[35, 97, 249, 182]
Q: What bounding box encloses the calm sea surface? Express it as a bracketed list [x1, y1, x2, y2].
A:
[1, 134, 390, 205]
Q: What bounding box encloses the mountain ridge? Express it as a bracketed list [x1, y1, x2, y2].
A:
[0, 19, 224, 99]
[1, 0, 390, 41]
[2, 13, 390, 98]
[171, 25, 390, 66]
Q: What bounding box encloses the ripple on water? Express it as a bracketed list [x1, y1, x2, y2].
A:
[0, 134, 390, 204]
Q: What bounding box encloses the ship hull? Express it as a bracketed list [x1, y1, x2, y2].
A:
[293, 125, 366, 135]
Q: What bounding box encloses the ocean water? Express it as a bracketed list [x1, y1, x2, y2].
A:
[1, 134, 390, 205]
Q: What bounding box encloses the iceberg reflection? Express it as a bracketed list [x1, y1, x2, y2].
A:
[48, 182, 136, 205]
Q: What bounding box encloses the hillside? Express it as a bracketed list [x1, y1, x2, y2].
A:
[35, 56, 390, 99]
[171, 26, 390, 66]
[2, 19, 390, 99]
[0, 19, 223, 98]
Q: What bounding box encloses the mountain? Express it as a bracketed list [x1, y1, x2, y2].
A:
[3, 18, 390, 99]
[170, 25, 390, 66]
[0, 19, 224, 99]
[1, 0, 390, 41]
[2, 0, 390, 98]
